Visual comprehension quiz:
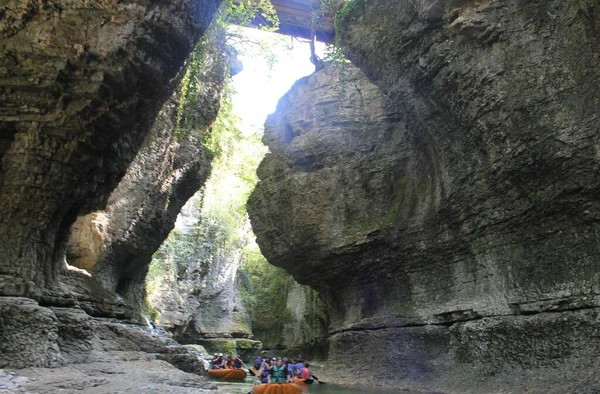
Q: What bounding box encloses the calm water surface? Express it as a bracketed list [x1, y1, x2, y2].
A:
[214, 375, 418, 394]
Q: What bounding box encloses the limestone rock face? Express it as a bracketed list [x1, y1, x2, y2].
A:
[0, 297, 62, 369]
[147, 193, 254, 343]
[65, 32, 230, 318]
[0, 0, 220, 298]
[248, 0, 600, 385]
[259, 280, 329, 359]
[0, 296, 213, 389]
[281, 282, 328, 351]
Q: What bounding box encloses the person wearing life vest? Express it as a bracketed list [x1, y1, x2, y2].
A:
[295, 359, 304, 377]
[288, 359, 296, 377]
[301, 363, 311, 380]
[233, 357, 243, 369]
[254, 357, 262, 370]
[268, 358, 290, 384]
[212, 353, 224, 369]
[257, 360, 271, 383]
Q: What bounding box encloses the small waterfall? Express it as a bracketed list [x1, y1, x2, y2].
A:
[144, 316, 166, 337]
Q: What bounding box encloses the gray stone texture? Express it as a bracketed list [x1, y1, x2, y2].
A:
[147, 193, 254, 343]
[65, 30, 230, 319]
[0, 297, 62, 369]
[0, 297, 212, 388]
[0, 0, 224, 370]
[248, 0, 600, 387]
[259, 280, 329, 359]
[0, 0, 220, 298]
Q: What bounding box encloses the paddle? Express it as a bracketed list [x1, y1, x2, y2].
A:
[311, 374, 326, 384]
[303, 378, 314, 385]
[232, 351, 254, 374]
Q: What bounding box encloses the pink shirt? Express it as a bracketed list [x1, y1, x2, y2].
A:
[301, 367, 310, 380]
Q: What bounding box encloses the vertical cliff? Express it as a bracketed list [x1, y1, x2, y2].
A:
[240, 246, 329, 357]
[248, 0, 600, 387]
[0, 0, 220, 299]
[0, 0, 222, 373]
[144, 86, 265, 357]
[146, 193, 254, 342]
[279, 281, 329, 359]
[64, 29, 231, 319]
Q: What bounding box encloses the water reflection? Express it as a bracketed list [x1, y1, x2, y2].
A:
[213, 376, 418, 394]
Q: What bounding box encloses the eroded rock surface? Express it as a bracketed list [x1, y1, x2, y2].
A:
[0, 0, 219, 299]
[0, 0, 224, 374]
[0, 297, 213, 391]
[259, 280, 329, 359]
[146, 192, 262, 358]
[248, 0, 600, 386]
[64, 30, 231, 319]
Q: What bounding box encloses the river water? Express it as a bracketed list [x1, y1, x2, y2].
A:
[214, 375, 416, 394]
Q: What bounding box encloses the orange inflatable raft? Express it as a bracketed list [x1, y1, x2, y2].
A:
[207, 368, 247, 381]
[252, 383, 305, 394]
[291, 377, 309, 385]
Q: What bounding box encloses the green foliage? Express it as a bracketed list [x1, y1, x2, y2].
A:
[175, 40, 206, 143]
[146, 228, 208, 299]
[148, 306, 159, 322]
[198, 88, 266, 252]
[205, 83, 242, 160]
[323, 44, 351, 64]
[175, 0, 281, 143]
[239, 241, 296, 337]
[214, 0, 280, 33]
[147, 6, 286, 329]
[147, 78, 267, 321]
[306, 0, 353, 65]
[333, 0, 367, 37]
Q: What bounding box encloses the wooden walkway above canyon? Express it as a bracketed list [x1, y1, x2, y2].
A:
[259, 0, 336, 42]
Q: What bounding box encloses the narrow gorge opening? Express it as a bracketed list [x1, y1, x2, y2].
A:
[143, 24, 329, 358]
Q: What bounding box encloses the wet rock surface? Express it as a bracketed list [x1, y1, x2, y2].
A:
[0, 369, 30, 393]
[248, 0, 600, 387]
[5, 356, 213, 394]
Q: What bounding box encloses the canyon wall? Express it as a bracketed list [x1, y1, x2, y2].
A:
[248, 1, 600, 391]
[0, 0, 223, 373]
[146, 193, 255, 345]
[0, 0, 219, 299]
[65, 29, 232, 320]
[276, 280, 329, 359]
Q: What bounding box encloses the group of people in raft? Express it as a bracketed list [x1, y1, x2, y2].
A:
[251, 357, 312, 384]
[209, 353, 314, 386]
